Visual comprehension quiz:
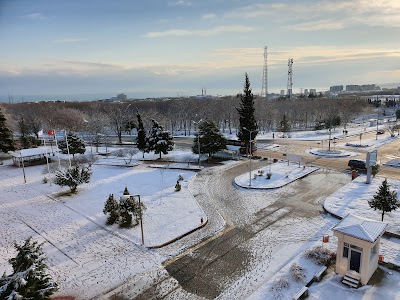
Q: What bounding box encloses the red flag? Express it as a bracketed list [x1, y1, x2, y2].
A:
[48, 130, 55, 135]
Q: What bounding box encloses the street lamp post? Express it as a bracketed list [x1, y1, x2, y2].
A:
[193, 119, 203, 168]
[376, 110, 379, 140]
[131, 194, 144, 245]
[243, 127, 255, 186]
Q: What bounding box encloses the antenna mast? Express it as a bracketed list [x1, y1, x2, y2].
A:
[261, 46, 268, 99]
[287, 58, 293, 99]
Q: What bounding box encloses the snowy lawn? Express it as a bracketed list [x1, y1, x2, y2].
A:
[51, 164, 205, 247]
[0, 156, 205, 298]
[234, 161, 319, 189]
[323, 176, 400, 236]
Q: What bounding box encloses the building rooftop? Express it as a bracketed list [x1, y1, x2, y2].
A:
[333, 214, 387, 243]
[10, 147, 53, 158]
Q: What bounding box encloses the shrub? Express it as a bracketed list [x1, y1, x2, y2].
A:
[175, 181, 181, 191]
[119, 195, 145, 227]
[103, 194, 119, 225]
[372, 164, 380, 177]
[290, 262, 306, 282]
[303, 245, 335, 266]
[270, 276, 289, 299]
[53, 165, 91, 192]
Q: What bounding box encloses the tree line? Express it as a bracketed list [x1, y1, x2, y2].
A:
[1, 75, 370, 154]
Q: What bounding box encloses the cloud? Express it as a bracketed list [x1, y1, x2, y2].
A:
[22, 12, 46, 20]
[224, 0, 400, 29]
[143, 25, 256, 38]
[168, 0, 191, 6]
[202, 13, 217, 20]
[2, 46, 399, 81]
[53, 38, 87, 43]
[285, 20, 345, 31]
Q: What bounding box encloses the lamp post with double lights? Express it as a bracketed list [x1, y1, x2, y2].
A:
[243, 127, 255, 186]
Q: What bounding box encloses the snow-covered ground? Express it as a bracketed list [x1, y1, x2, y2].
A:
[1, 136, 400, 299]
[324, 176, 400, 236]
[0, 149, 206, 298]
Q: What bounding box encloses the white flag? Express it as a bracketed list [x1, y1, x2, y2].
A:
[37, 129, 44, 137]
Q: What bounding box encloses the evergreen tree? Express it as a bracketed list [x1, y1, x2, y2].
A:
[146, 119, 174, 159]
[192, 120, 226, 158]
[368, 179, 400, 221]
[136, 111, 147, 158]
[123, 186, 130, 195]
[53, 165, 91, 192]
[236, 73, 258, 154]
[103, 194, 119, 225]
[119, 195, 145, 227]
[0, 237, 58, 300]
[18, 117, 33, 149]
[58, 133, 86, 157]
[279, 113, 291, 133]
[0, 108, 15, 153]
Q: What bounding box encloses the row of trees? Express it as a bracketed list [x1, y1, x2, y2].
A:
[1, 86, 369, 149]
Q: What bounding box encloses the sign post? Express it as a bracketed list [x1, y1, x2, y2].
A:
[366, 150, 377, 184]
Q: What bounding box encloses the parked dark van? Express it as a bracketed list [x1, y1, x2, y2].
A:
[348, 159, 366, 170]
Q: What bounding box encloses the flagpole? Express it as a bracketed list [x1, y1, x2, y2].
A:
[65, 130, 72, 167]
[53, 130, 61, 169]
[43, 138, 51, 177]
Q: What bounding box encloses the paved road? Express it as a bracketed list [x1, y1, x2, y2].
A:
[107, 134, 400, 300]
[130, 161, 349, 300]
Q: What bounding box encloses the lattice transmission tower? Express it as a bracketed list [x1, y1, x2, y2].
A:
[287, 58, 293, 99]
[261, 46, 268, 99]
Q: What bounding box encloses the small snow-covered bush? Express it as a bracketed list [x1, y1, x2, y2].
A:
[113, 149, 125, 157]
[270, 276, 289, 299]
[178, 174, 184, 181]
[290, 262, 306, 282]
[42, 177, 48, 184]
[53, 164, 91, 192]
[303, 245, 335, 266]
[175, 181, 182, 191]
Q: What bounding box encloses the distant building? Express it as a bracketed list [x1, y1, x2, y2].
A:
[117, 93, 127, 101]
[280, 90, 285, 96]
[346, 85, 361, 92]
[309, 88, 317, 95]
[304, 89, 309, 96]
[330, 85, 344, 93]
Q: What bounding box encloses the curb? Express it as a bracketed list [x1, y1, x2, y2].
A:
[322, 204, 400, 239]
[234, 166, 320, 190]
[146, 218, 208, 249]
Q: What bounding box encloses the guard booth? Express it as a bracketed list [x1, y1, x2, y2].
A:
[332, 214, 387, 286]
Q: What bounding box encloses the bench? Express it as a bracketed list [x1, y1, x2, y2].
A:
[314, 266, 327, 282]
[293, 286, 308, 300]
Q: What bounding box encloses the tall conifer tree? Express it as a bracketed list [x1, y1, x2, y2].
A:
[136, 111, 147, 158]
[237, 73, 258, 153]
[0, 108, 15, 153]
